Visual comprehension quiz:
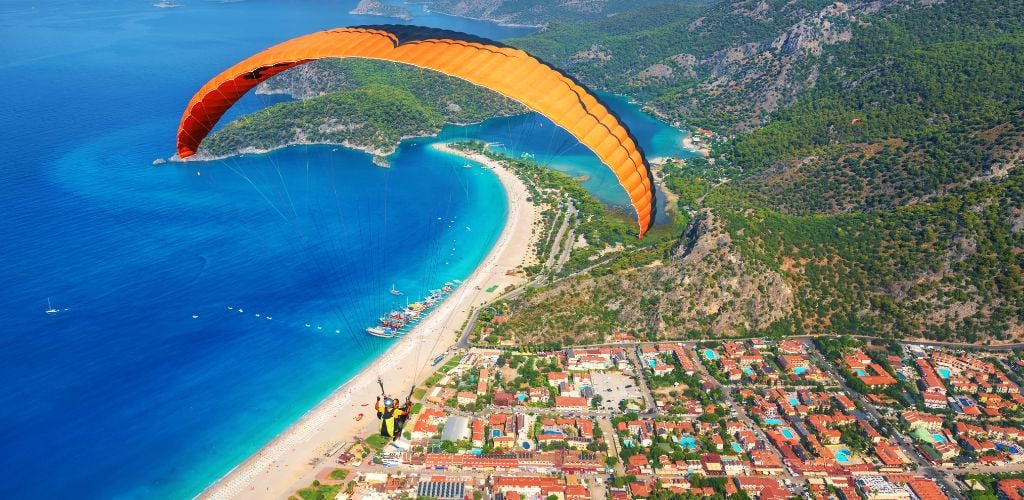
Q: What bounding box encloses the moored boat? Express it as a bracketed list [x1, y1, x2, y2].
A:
[364, 280, 460, 337]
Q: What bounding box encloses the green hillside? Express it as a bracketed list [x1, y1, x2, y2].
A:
[492, 0, 1024, 344]
[199, 59, 522, 157]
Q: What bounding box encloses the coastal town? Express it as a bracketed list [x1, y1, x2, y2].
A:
[211, 144, 1024, 500]
[284, 335, 1024, 500]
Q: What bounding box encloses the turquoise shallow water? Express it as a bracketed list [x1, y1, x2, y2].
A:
[0, 1, 692, 497]
[440, 92, 693, 223]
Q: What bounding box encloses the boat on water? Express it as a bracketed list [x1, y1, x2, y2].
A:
[463, 163, 473, 169]
[365, 281, 459, 338]
[366, 326, 399, 338]
[389, 283, 402, 296]
[45, 298, 60, 315]
[355, 413, 364, 421]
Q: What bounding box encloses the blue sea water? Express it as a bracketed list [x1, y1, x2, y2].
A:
[0, 1, 693, 498]
[441, 92, 693, 223]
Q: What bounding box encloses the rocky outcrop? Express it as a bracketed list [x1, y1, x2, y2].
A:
[643, 0, 895, 130]
[635, 63, 673, 80]
[255, 61, 353, 99]
[349, 0, 413, 20]
[668, 54, 698, 79]
[502, 209, 793, 343]
[658, 209, 793, 336]
[570, 45, 612, 65]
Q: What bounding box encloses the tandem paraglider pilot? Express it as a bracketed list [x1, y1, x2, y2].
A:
[375, 395, 411, 440]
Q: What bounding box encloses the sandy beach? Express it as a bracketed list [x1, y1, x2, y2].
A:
[681, 135, 710, 157]
[201, 142, 538, 499]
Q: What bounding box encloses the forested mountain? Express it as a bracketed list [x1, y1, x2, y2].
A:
[201, 0, 1024, 343]
[492, 0, 1024, 345]
[416, 0, 708, 26]
[197, 59, 522, 158]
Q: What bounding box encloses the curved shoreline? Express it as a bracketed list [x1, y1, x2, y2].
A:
[199, 141, 538, 499]
[165, 114, 529, 166]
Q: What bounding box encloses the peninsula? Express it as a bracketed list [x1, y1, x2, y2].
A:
[349, 0, 413, 21]
[194, 59, 523, 161]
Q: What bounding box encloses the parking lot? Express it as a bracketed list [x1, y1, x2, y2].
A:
[591, 372, 645, 412]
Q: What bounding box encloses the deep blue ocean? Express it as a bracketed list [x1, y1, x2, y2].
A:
[0, 1, 692, 497]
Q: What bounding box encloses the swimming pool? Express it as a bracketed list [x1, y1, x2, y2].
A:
[732, 443, 743, 453]
[781, 428, 795, 440]
[834, 448, 852, 464]
[679, 436, 696, 450]
[932, 433, 946, 443]
[788, 397, 798, 406]
[765, 418, 782, 426]
[704, 349, 717, 360]
[937, 368, 951, 379]
[742, 367, 754, 376]
[794, 367, 809, 375]
[853, 369, 867, 377]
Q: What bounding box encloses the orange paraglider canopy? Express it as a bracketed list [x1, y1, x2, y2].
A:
[176, 25, 654, 237]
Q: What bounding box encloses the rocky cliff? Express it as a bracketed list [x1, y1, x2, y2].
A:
[496, 209, 793, 345]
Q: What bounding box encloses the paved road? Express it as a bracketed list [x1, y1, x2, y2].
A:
[598, 416, 626, 476]
[955, 462, 1024, 474]
[561, 334, 1024, 352]
[553, 202, 578, 272]
[544, 200, 573, 269]
[624, 347, 658, 413]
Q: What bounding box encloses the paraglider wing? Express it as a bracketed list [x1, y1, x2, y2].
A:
[176, 25, 655, 237]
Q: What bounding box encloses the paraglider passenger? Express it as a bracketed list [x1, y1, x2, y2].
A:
[375, 395, 410, 439]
